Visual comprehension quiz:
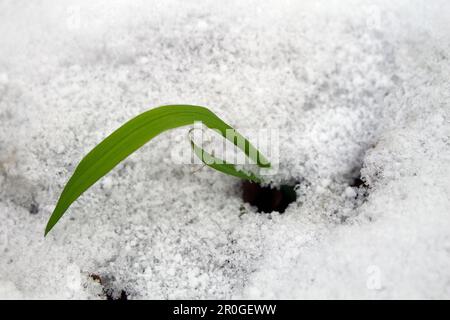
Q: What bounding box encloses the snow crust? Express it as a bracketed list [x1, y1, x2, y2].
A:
[0, 0, 449, 299]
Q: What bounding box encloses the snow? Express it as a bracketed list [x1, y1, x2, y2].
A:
[0, 0, 449, 299]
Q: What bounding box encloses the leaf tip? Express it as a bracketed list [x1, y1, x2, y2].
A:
[44, 218, 56, 237]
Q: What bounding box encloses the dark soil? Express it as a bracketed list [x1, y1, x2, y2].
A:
[242, 181, 297, 213]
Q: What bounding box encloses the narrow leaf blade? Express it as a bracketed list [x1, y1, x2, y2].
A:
[45, 105, 270, 235]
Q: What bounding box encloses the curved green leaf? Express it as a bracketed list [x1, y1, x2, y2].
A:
[188, 133, 263, 183]
[45, 104, 270, 235]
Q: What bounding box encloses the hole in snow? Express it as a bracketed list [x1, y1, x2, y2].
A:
[349, 176, 365, 188]
[242, 181, 297, 214]
[348, 165, 369, 189]
[348, 167, 369, 202]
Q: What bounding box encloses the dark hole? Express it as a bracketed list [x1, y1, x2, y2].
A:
[348, 169, 369, 202]
[350, 177, 365, 188]
[29, 202, 39, 215]
[242, 181, 297, 214]
[90, 274, 102, 284]
[348, 165, 370, 188]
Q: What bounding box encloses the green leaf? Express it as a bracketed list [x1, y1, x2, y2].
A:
[45, 105, 270, 235]
[188, 133, 263, 183]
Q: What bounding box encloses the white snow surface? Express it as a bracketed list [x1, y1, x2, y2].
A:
[0, 0, 449, 299]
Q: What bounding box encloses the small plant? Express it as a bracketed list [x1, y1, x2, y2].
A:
[45, 105, 271, 235]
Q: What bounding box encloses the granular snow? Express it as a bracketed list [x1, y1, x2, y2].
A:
[0, 0, 449, 299]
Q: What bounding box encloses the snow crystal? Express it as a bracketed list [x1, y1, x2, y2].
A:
[0, 0, 449, 299]
[344, 187, 357, 199]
